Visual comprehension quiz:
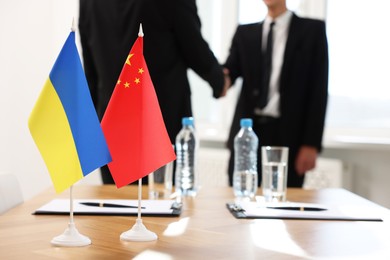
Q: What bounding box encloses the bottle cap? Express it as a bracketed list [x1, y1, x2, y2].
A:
[182, 117, 194, 126]
[240, 118, 253, 127]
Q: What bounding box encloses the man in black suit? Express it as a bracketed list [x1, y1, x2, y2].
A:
[79, 0, 228, 183]
[224, 0, 328, 187]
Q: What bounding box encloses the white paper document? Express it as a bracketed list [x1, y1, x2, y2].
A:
[34, 199, 181, 216]
[227, 201, 385, 221]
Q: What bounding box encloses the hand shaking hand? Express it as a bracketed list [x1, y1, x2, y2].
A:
[220, 68, 231, 97]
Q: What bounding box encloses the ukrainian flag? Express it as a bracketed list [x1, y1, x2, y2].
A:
[28, 31, 111, 193]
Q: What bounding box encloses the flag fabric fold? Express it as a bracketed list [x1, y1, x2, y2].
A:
[101, 34, 176, 188]
[28, 31, 112, 193]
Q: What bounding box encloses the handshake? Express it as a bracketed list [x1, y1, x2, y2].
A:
[220, 67, 231, 98]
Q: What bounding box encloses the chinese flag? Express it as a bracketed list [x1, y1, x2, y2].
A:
[101, 30, 176, 188]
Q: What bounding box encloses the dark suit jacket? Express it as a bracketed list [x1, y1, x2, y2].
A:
[225, 14, 328, 153]
[79, 0, 224, 143]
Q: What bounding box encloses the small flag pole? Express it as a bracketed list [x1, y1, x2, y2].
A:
[118, 23, 158, 242]
[137, 178, 142, 219]
[51, 185, 91, 246]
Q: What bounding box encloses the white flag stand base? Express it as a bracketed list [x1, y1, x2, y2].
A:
[51, 222, 91, 247]
[120, 218, 157, 242]
[51, 185, 91, 247]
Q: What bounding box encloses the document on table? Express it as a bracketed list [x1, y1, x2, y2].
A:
[34, 199, 181, 217]
[226, 201, 384, 221]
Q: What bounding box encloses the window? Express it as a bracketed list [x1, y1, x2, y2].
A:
[238, 0, 304, 24]
[326, 0, 390, 128]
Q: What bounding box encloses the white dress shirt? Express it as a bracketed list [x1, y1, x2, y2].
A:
[255, 10, 293, 117]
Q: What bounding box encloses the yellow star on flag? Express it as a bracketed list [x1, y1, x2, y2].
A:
[126, 54, 134, 66]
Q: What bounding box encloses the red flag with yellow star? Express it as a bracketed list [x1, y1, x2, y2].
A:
[101, 29, 176, 188]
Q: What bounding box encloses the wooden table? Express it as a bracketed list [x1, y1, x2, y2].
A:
[1, 186, 390, 259]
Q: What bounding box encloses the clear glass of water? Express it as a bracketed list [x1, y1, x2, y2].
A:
[261, 146, 289, 202]
[148, 161, 173, 199]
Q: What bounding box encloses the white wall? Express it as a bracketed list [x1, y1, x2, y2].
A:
[322, 128, 390, 208]
[0, 0, 80, 200]
[322, 146, 390, 208]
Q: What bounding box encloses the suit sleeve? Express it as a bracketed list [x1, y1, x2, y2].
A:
[172, 0, 224, 98]
[303, 21, 329, 151]
[78, 1, 99, 110]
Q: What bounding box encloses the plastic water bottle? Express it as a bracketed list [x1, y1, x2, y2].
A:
[175, 117, 198, 197]
[233, 118, 259, 200]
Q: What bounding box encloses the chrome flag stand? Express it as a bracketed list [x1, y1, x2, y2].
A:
[120, 178, 157, 241]
[51, 185, 91, 246]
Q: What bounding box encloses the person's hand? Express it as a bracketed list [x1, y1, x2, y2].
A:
[220, 68, 231, 97]
[295, 146, 318, 175]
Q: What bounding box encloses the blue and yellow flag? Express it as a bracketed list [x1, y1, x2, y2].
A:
[28, 31, 111, 193]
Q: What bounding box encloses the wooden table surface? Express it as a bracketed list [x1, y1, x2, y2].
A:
[1, 185, 390, 259]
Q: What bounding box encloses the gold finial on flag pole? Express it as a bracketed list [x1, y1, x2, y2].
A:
[138, 23, 144, 37]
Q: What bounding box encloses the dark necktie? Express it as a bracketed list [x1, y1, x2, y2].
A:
[258, 21, 275, 109]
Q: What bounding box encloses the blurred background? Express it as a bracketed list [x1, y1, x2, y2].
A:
[1, 0, 390, 207]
